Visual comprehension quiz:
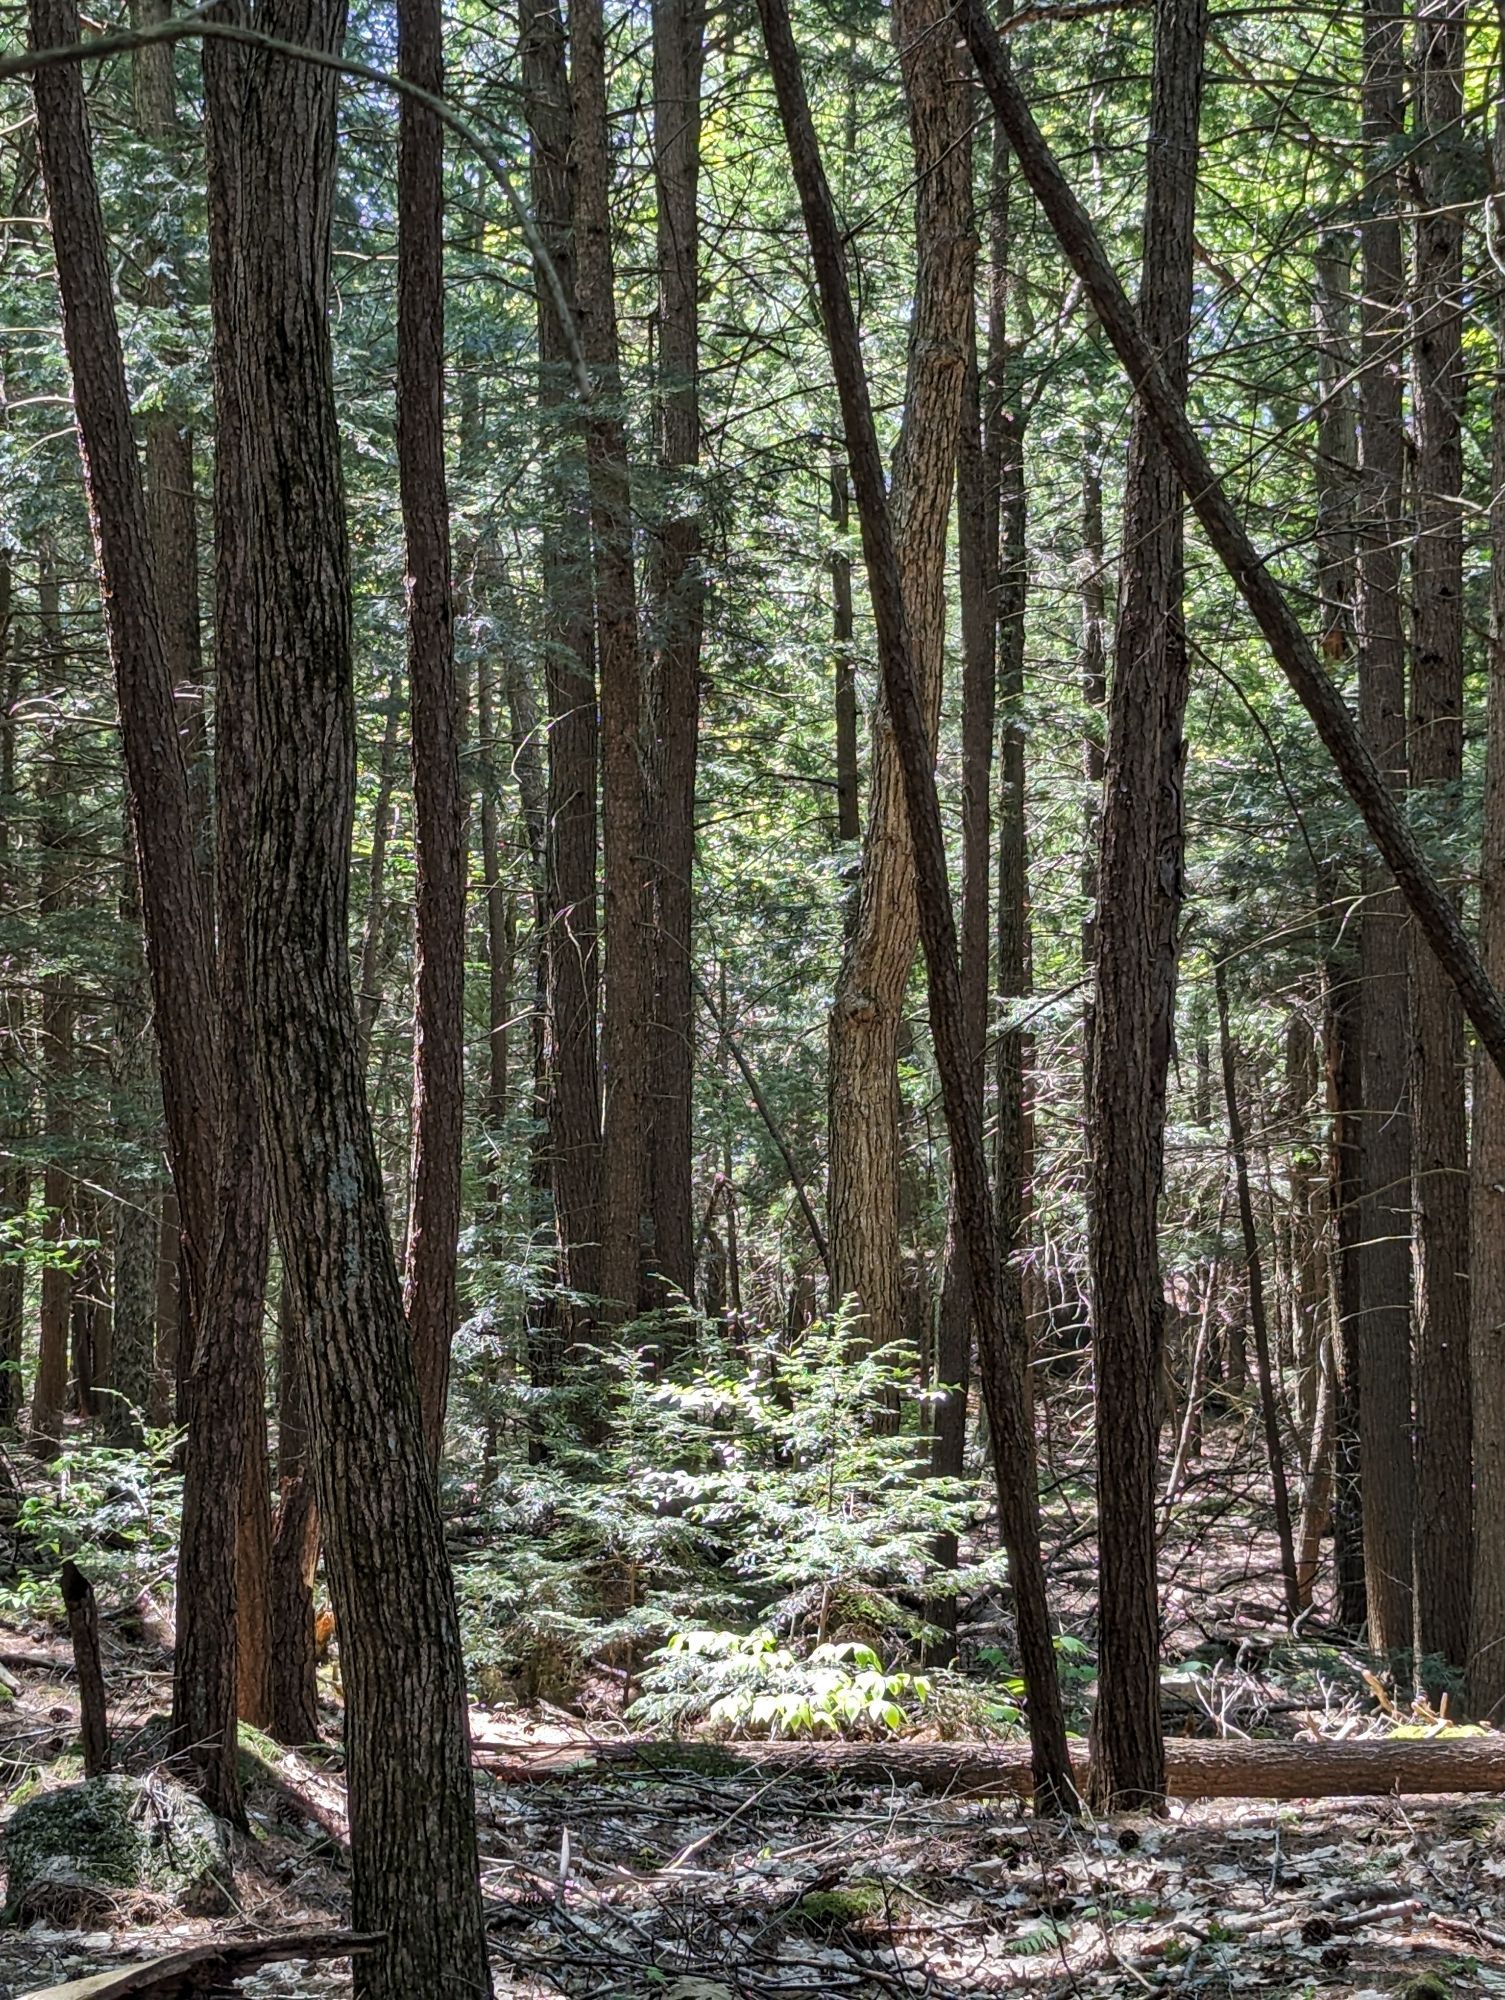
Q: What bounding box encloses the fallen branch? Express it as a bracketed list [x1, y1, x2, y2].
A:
[475, 1734, 1505, 1800]
[21, 1930, 380, 1999]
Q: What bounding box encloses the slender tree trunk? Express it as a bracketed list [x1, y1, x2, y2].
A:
[33, 575, 71, 1461]
[757, 0, 1074, 1813]
[521, 0, 602, 1317]
[1468, 8, 1505, 1720]
[571, 0, 651, 1323]
[1085, 0, 1205, 1811]
[267, 1276, 320, 1744]
[111, 828, 158, 1445]
[1326, 940, 1369, 1630]
[0, 553, 29, 1432]
[826, 0, 972, 1357]
[1215, 963, 1300, 1620]
[646, 0, 705, 1302]
[208, 1, 491, 1984]
[398, 0, 466, 1462]
[831, 463, 859, 844]
[27, 0, 219, 1356]
[1351, 0, 1416, 1656]
[356, 671, 405, 1064]
[1409, 0, 1470, 1682]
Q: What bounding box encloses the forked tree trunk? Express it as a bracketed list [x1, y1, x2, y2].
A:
[397, 0, 466, 1462]
[1409, 0, 1471, 1682]
[756, 0, 1073, 1814]
[205, 1, 491, 1988]
[1085, 0, 1206, 1811]
[825, 0, 972, 1355]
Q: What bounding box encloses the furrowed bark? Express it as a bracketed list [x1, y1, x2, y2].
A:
[756, 0, 1074, 1814]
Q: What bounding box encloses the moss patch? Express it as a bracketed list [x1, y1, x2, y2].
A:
[2, 1772, 229, 1924]
[798, 1881, 884, 1928]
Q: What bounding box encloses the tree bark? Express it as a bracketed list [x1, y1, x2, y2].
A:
[1468, 0, 1505, 1722]
[27, 0, 220, 1366]
[571, 0, 651, 1324]
[397, 0, 466, 1463]
[520, 0, 603, 1320]
[1215, 962, 1300, 1620]
[756, 0, 1074, 1815]
[206, 0, 492, 1987]
[826, 0, 973, 1356]
[487, 1733, 1505, 1801]
[1409, 0, 1471, 1683]
[646, 0, 705, 1303]
[267, 1276, 320, 1745]
[1084, 0, 1206, 1811]
[32, 576, 72, 1462]
[1353, 0, 1415, 1657]
[61, 1561, 110, 1777]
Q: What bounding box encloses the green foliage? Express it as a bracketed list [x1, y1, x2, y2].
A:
[0, 1432, 182, 1623]
[452, 1311, 998, 1702]
[628, 1629, 932, 1738]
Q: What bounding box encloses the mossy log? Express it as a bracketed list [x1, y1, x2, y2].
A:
[475, 1734, 1505, 1800]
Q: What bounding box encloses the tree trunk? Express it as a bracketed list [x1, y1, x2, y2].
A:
[211, 0, 491, 1984]
[1468, 3, 1505, 1721]
[27, 0, 220, 1363]
[1325, 941, 1369, 1630]
[756, 0, 1074, 1814]
[33, 576, 72, 1462]
[646, 0, 704, 1303]
[826, 0, 973, 1356]
[267, 1276, 320, 1745]
[397, 0, 466, 1462]
[490, 1732, 1505, 1801]
[571, 0, 651, 1324]
[1409, 0, 1471, 1683]
[520, 0, 602, 1320]
[958, 3, 1505, 1068]
[831, 462, 859, 844]
[1354, 0, 1415, 1656]
[111, 826, 158, 1446]
[0, 553, 29, 1433]
[1084, 0, 1206, 1811]
[1215, 962, 1300, 1620]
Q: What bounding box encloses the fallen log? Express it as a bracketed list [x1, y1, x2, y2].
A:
[474, 1734, 1505, 1801]
[18, 1930, 380, 1999]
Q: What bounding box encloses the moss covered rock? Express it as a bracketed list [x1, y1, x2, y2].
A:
[2, 1772, 229, 1923]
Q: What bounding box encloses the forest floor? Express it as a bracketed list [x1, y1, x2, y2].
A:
[0, 1413, 1494, 1997]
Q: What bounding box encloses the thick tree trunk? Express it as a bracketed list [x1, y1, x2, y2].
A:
[520, 0, 602, 1319]
[646, 0, 704, 1303]
[1409, 0, 1470, 1683]
[1085, 0, 1205, 1812]
[1468, 8, 1505, 1722]
[398, 0, 466, 1462]
[826, 0, 973, 1355]
[757, 0, 1074, 1814]
[206, 1, 491, 1988]
[1354, 0, 1415, 1656]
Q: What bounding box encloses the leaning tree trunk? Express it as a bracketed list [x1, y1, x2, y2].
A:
[397, 0, 466, 1462]
[825, 0, 973, 1355]
[756, 0, 1074, 1815]
[206, 0, 492, 1988]
[1353, 0, 1415, 1657]
[1085, 0, 1206, 1812]
[1409, 0, 1471, 1684]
